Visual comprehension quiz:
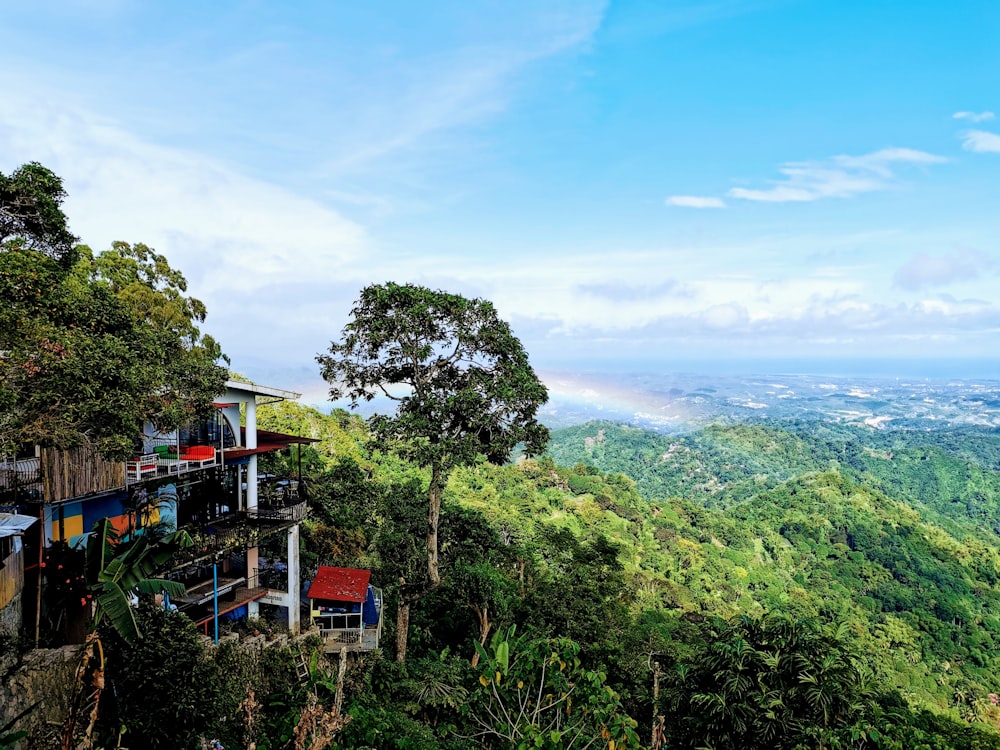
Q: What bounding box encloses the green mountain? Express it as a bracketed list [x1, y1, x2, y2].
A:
[545, 420, 1000, 712]
[249, 406, 1000, 744]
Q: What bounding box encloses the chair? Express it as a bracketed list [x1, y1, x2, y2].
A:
[126, 454, 159, 481]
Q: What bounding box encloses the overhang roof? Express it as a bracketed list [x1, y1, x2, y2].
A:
[224, 428, 319, 461]
[0, 513, 37, 538]
[224, 379, 301, 401]
[309, 566, 371, 603]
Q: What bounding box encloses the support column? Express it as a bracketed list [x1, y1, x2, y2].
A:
[286, 524, 300, 633]
[247, 455, 258, 511]
[245, 394, 261, 621]
[245, 398, 257, 449]
[247, 543, 260, 619]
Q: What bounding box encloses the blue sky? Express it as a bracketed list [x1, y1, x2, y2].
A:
[2, 1, 1000, 399]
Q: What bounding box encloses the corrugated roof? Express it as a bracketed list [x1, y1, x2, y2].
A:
[309, 566, 371, 603]
[0, 512, 37, 538]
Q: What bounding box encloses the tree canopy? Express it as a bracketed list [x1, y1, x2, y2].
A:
[318, 282, 548, 659]
[0, 161, 78, 265]
[0, 163, 228, 459]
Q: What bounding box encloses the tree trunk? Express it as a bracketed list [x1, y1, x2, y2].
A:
[427, 463, 444, 588]
[396, 593, 411, 663]
[470, 604, 491, 667]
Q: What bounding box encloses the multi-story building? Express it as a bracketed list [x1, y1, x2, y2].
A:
[0, 379, 314, 642]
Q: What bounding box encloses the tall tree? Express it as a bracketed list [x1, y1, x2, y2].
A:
[0, 163, 227, 459]
[318, 282, 548, 660]
[0, 161, 78, 264]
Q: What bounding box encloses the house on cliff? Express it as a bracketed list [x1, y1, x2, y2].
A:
[0, 379, 315, 643]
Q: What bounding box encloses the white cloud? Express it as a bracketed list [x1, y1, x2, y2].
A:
[727, 147, 947, 203]
[961, 129, 1000, 153]
[893, 249, 994, 290]
[953, 111, 995, 123]
[0, 88, 367, 294]
[665, 195, 726, 208]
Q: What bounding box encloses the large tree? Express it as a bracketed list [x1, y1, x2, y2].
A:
[0, 161, 78, 265]
[317, 282, 549, 659]
[0, 163, 227, 459]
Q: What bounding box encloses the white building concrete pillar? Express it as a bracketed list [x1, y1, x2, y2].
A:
[247, 455, 258, 511]
[245, 398, 257, 449]
[286, 524, 300, 633]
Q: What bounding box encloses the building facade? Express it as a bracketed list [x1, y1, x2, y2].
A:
[0, 379, 313, 642]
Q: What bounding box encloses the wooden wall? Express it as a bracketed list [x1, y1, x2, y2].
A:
[40, 445, 125, 503]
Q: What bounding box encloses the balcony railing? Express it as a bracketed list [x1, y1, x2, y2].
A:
[130, 434, 220, 481]
[175, 501, 307, 565]
[249, 500, 308, 524]
[315, 587, 383, 653]
[170, 568, 268, 630]
[0, 456, 42, 501]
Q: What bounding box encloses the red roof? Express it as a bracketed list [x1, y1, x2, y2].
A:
[309, 566, 371, 603]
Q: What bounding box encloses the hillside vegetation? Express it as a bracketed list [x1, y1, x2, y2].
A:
[547, 421, 1000, 712]
[246, 402, 1000, 747]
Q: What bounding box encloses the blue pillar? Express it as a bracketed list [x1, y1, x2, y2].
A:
[213, 561, 219, 644]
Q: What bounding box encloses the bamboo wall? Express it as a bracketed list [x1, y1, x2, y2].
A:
[40, 445, 125, 503]
[0, 540, 22, 611]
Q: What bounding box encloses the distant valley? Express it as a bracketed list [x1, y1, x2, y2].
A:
[539, 370, 1000, 432]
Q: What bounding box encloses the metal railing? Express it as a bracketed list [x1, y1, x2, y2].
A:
[249, 501, 308, 524]
[0, 456, 42, 502]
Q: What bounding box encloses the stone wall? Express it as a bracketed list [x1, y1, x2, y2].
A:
[0, 627, 325, 748]
[0, 645, 80, 749]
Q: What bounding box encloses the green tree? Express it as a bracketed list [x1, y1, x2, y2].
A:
[464, 628, 640, 749]
[0, 164, 227, 459]
[663, 613, 878, 750]
[84, 517, 191, 644]
[99, 603, 226, 750]
[0, 161, 78, 264]
[60, 519, 193, 750]
[318, 282, 549, 661]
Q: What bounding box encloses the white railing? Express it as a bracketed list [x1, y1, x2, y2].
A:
[0, 456, 41, 490]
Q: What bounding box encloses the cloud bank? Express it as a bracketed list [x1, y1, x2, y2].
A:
[893, 249, 994, 290]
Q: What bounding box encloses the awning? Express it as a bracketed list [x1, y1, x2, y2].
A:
[0, 512, 38, 538]
[225, 429, 319, 461]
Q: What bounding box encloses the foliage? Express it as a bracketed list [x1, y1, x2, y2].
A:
[84, 517, 192, 643]
[99, 604, 226, 750]
[662, 613, 877, 749]
[464, 627, 640, 749]
[1, 179, 228, 458]
[0, 161, 77, 264]
[318, 282, 548, 582]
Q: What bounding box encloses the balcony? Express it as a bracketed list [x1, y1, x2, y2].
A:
[129, 435, 219, 482]
[315, 587, 384, 654]
[0, 456, 42, 502]
[250, 478, 309, 530]
[176, 514, 260, 565]
[248, 500, 308, 525]
[169, 564, 268, 633]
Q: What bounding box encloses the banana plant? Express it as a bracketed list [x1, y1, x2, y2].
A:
[62, 517, 193, 749]
[84, 517, 192, 644]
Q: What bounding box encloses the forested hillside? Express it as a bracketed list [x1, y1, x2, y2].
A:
[249, 402, 1000, 748]
[547, 421, 1000, 713]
